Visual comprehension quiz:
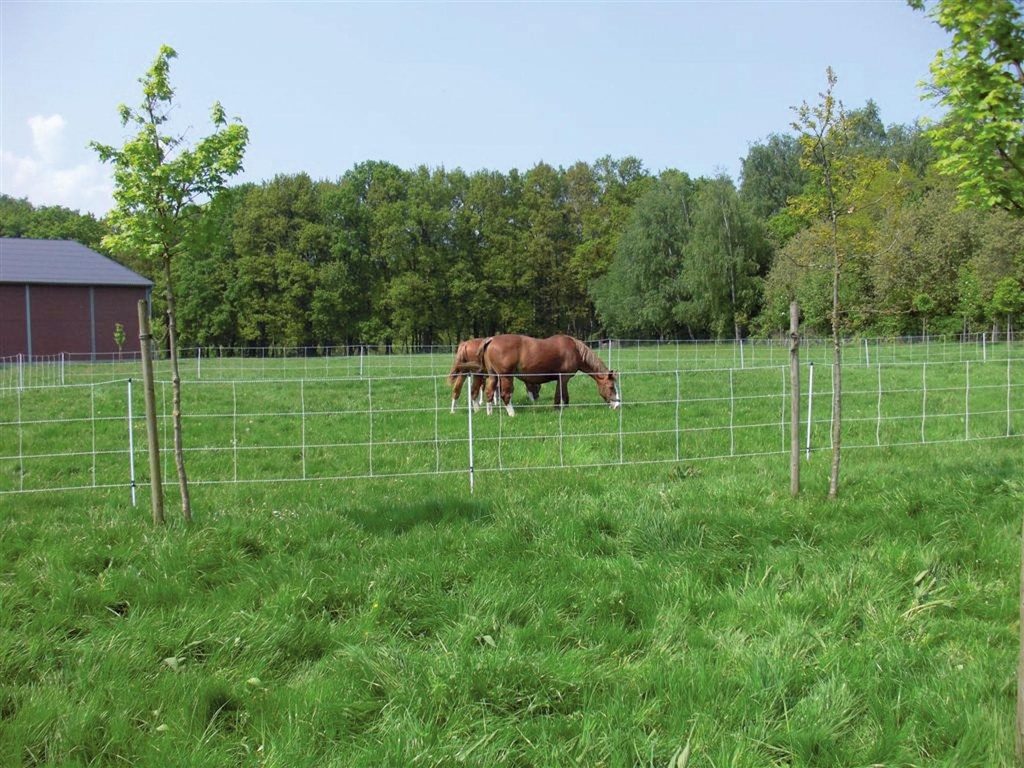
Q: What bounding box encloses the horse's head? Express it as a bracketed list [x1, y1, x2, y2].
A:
[597, 370, 621, 409]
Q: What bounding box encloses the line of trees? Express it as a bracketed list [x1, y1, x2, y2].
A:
[3, 117, 1023, 351]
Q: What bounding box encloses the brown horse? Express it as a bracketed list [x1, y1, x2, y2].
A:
[447, 337, 541, 413]
[480, 334, 620, 417]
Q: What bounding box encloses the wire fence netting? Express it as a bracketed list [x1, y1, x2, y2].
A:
[2, 338, 1021, 501]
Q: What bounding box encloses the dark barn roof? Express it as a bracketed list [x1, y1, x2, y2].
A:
[0, 237, 152, 287]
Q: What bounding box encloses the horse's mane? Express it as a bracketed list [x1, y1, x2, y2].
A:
[571, 337, 608, 373]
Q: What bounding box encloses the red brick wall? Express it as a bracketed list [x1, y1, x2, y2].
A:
[92, 287, 147, 357]
[0, 284, 149, 358]
[30, 285, 90, 356]
[0, 285, 28, 358]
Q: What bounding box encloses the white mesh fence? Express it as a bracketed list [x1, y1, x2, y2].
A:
[3, 334, 1017, 388]
[1, 355, 1021, 501]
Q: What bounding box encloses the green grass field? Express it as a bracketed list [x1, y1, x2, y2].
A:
[1, 341, 1023, 765]
[1, 444, 1021, 766]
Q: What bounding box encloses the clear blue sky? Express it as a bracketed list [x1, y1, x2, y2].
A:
[1, 0, 950, 217]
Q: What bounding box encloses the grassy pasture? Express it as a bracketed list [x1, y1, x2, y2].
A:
[0, 442, 1020, 766]
[1, 340, 1023, 765]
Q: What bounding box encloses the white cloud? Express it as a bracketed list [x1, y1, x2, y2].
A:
[1, 114, 114, 217]
[29, 114, 66, 164]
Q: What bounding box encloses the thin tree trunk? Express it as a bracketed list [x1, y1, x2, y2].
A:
[829, 326, 842, 499]
[164, 257, 192, 522]
[721, 204, 741, 343]
[829, 218, 842, 500]
[789, 302, 800, 498]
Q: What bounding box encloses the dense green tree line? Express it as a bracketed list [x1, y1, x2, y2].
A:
[0, 195, 108, 250]
[3, 104, 1023, 348]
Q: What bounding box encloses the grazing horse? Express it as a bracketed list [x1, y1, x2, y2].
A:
[480, 334, 620, 417]
[447, 337, 541, 413]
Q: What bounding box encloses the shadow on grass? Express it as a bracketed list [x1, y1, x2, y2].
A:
[345, 498, 494, 535]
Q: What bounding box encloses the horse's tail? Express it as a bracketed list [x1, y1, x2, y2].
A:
[447, 341, 468, 385]
[477, 336, 494, 373]
[447, 338, 491, 382]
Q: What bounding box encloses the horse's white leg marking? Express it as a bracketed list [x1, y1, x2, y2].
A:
[527, 389, 536, 402]
[505, 402, 515, 417]
[450, 398, 457, 414]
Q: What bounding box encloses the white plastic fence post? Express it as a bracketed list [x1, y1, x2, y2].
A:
[232, 383, 238, 482]
[467, 372, 475, 493]
[965, 360, 971, 440]
[16, 387, 23, 492]
[805, 361, 814, 460]
[128, 379, 137, 507]
[921, 364, 928, 442]
[300, 379, 307, 480]
[780, 366, 787, 453]
[675, 370, 681, 462]
[433, 376, 441, 473]
[558, 394, 565, 467]
[876, 364, 883, 447]
[617, 371, 624, 464]
[90, 383, 97, 487]
[1007, 355, 1013, 437]
[729, 368, 735, 456]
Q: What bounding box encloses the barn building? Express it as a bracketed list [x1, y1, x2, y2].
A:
[0, 238, 153, 360]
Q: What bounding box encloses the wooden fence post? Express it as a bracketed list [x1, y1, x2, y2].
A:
[138, 300, 164, 525]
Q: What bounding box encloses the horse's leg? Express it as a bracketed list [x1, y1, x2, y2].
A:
[556, 374, 568, 408]
[450, 374, 464, 414]
[526, 381, 538, 403]
[470, 374, 484, 412]
[501, 374, 515, 417]
[484, 374, 495, 416]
